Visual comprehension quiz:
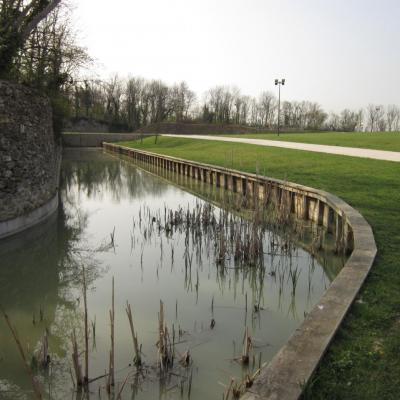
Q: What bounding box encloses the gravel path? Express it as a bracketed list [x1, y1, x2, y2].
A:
[162, 134, 400, 162]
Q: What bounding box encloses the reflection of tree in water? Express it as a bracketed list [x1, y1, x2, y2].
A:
[0, 151, 343, 399]
[0, 173, 110, 397]
[57, 194, 108, 289]
[0, 208, 74, 396]
[61, 150, 170, 203]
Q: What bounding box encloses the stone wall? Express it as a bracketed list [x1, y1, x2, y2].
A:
[0, 80, 59, 222]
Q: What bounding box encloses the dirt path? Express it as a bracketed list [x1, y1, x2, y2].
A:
[162, 134, 400, 162]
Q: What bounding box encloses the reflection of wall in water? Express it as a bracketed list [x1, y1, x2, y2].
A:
[0, 200, 88, 392]
[125, 157, 345, 280]
[0, 210, 61, 390]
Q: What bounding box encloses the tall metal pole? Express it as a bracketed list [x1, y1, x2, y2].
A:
[277, 83, 281, 137]
[275, 78, 285, 137]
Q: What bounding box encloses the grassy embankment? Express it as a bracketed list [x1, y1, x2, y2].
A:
[117, 135, 400, 399]
[219, 131, 400, 152]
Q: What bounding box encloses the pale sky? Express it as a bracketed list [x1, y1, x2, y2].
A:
[72, 0, 400, 112]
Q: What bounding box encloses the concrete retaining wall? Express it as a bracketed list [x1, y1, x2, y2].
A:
[0, 193, 58, 239]
[103, 142, 377, 400]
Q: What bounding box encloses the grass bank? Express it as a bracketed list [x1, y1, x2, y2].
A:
[220, 131, 400, 152]
[118, 136, 400, 399]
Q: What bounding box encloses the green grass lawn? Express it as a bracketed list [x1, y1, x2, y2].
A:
[118, 136, 400, 399]
[220, 131, 400, 152]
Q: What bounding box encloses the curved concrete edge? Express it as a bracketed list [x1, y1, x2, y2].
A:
[0, 193, 59, 240]
[103, 142, 377, 400]
[0, 149, 62, 241]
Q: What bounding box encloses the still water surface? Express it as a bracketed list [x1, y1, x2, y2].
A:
[0, 149, 341, 399]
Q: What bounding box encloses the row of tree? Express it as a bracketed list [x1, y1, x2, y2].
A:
[2, 1, 399, 133]
[72, 77, 196, 131]
[71, 77, 400, 132]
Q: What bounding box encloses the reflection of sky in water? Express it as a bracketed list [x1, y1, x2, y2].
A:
[0, 149, 337, 400]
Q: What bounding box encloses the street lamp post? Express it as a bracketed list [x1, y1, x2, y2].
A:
[275, 78, 285, 136]
[374, 106, 380, 132]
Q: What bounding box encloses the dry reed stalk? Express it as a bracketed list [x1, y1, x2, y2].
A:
[110, 226, 116, 245]
[1, 306, 43, 399]
[125, 302, 141, 367]
[116, 372, 130, 399]
[157, 300, 172, 371]
[40, 331, 49, 368]
[82, 266, 89, 386]
[224, 378, 234, 400]
[71, 328, 83, 387]
[110, 276, 115, 387]
[106, 350, 112, 394]
[241, 327, 252, 365]
[158, 300, 164, 369]
[179, 349, 191, 367]
[91, 316, 96, 343]
[188, 369, 193, 399]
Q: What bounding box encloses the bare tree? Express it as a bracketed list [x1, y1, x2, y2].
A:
[366, 104, 385, 132]
[326, 112, 340, 131]
[339, 109, 359, 131]
[125, 77, 145, 130]
[282, 101, 294, 128]
[386, 105, 400, 132]
[169, 81, 196, 122]
[14, 6, 90, 91]
[303, 102, 327, 130]
[67, 72, 400, 135]
[105, 75, 124, 128]
[355, 109, 364, 132]
[0, 0, 62, 77]
[239, 95, 251, 125]
[259, 91, 276, 128]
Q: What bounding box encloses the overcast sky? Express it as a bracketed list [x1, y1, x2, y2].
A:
[72, 0, 400, 112]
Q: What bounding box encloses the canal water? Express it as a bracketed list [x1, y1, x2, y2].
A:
[0, 149, 343, 399]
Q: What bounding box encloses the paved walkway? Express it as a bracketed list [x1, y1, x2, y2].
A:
[163, 134, 400, 162]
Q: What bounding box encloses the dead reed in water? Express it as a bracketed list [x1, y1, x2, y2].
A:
[71, 328, 83, 388]
[126, 301, 142, 367]
[157, 300, 174, 371]
[0, 306, 43, 399]
[107, 276, 116, 392]
[82, 266, 89, 386]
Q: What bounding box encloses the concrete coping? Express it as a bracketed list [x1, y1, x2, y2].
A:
[103, 142, 377, 400]
[0, 148, 62, 240]
[0, 193, 59, 240]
